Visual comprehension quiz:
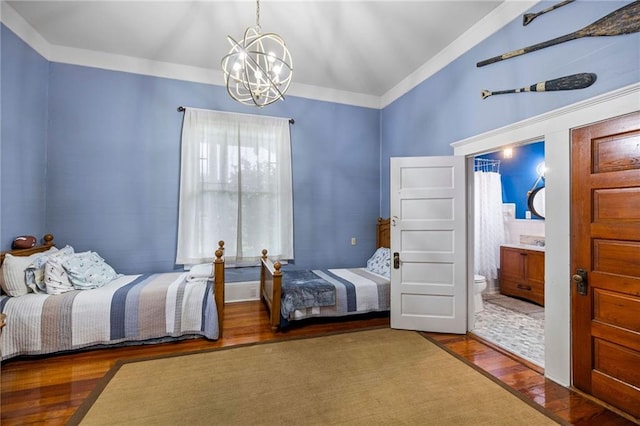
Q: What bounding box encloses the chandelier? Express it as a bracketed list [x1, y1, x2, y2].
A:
[221, 0, 293, 107]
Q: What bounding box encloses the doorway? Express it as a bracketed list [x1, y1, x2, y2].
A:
[470, 142, 546, 368]
[453, 85, 639, 385]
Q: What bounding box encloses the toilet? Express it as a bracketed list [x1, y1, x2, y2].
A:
[474, 275, 487, 313]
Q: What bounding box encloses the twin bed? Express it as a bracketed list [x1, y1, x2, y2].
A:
[0, 218, 389, 359]
[260, 217, 391, 330]
[0, 236, 225, 361]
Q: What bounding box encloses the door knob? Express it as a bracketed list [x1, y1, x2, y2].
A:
[393, 252, 400, 269]
[573, 268, 588, 296]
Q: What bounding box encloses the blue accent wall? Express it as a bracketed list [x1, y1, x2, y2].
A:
[380, 1, 639, 217]
[0, 25, 49, 244]
[0, 19, 381, 273]
[1, 1, 639, 274]
[43, 63, 381, 274]
[478, 142, 545, 219]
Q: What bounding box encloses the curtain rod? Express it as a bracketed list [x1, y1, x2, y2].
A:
[177, 106, 294, 125]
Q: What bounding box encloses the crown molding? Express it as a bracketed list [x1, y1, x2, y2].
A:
[1, 1, 532, 110]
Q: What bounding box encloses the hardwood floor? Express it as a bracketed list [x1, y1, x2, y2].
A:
[1, 301, 637, 425]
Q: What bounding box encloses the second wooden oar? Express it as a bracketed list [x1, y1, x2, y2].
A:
[481, 73, 597, 99]
[523, 0, 575, 26]
[478, 1, 640, 67]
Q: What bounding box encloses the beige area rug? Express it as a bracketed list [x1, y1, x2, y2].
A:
[70, 328, 565, 425]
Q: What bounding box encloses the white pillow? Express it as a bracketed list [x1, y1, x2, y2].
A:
[25, 246, 67, 292]
[187, 263, 213, 282]
[1, 251, 48, 296]
[62, 251, 121, 290]
[44, 252, 76, 295]
[366, 247, 391, 278]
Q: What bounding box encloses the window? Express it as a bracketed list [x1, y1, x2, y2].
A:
[176, 108, 293, 265]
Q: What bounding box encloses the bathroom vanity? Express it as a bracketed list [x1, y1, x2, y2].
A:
[499, 244, 545, 306]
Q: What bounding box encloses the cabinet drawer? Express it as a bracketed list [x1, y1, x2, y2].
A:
[500, 278, 544, 305]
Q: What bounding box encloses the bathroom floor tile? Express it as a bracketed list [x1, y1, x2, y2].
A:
[473, 295, 545, 368]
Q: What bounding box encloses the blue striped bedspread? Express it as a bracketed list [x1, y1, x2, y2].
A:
[0, 272, 218, 360]
[281, 268, 390, 324]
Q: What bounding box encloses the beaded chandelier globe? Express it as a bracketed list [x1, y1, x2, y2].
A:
[221, 0, 293, 107]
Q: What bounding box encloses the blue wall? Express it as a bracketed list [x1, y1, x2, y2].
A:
[478, 142, 545, 219]
[2, 27, 381, 274]
[1, 1, 639, 274]
[381, 1, 639, 217]
[0, 25, 49, 243]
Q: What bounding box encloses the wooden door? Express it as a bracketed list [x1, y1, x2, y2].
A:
[389, 156, 467, 333]
[571, 111, 640, 418]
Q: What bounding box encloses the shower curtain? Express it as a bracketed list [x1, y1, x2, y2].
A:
[474, 170, 505, 280]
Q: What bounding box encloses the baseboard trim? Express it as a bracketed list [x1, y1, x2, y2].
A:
[225, 281, 260, 303]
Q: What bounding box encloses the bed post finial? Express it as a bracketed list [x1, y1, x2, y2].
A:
[261, 249, 268, 259]
[43, 234, 54, 246]
[215, 241, 225, 261]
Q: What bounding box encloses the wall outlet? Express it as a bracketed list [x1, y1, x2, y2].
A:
[351, 237, 357, 245]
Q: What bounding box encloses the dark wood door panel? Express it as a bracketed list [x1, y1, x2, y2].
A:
[594, 339, 640, 388]
[592, 370, 640, 418]
[592, 131, 640, 173]
[593, 239, 640, 278]
[571, 110, 640, 417]
[594, 289, 640, 332]
[594, 187, 640, 220]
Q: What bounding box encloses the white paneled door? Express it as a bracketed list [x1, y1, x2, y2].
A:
[390, 156, 467, 333]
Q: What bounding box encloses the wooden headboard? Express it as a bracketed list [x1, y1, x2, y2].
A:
[0, 234, 55, 266]
[377, 217, 390, 249]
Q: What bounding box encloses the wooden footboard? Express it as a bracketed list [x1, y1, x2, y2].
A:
[260, 249, 282, 331]
[213, 241, 225, 337]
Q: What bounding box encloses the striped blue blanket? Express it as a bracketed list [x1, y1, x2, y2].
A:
[280, 268, 390, 326]
[0, 272, 218, 360]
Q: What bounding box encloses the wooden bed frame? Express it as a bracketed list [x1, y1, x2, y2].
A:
[260, 217, 390, 331]
[0, 235, 226, 337]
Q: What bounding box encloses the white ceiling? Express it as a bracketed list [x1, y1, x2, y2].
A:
[4, 1, 528, 107]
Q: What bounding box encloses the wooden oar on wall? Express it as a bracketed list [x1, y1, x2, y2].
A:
[481, 73, 597, 99]
[523, 0, 575, 26]
[478, 1, 640, 67]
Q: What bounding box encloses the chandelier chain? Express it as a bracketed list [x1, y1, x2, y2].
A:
[255, 0, 261, 31]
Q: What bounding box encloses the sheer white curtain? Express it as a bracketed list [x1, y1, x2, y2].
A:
[176, 108, 293, 265]
[474, 171, 505, 280]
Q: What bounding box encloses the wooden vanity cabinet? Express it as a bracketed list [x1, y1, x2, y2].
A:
[499, 245, 545, 306]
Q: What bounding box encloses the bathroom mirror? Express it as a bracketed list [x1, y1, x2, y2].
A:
[528, 186, 545, 219]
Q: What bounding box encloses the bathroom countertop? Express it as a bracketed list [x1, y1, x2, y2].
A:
[501, 243, 545, 252]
